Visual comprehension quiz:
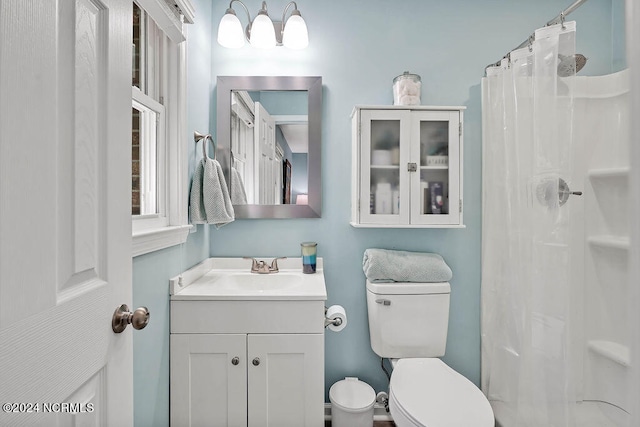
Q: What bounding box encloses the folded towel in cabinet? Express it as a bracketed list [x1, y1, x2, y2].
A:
[362, 248, 453, 283]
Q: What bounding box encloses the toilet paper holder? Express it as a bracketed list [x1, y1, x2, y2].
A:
[324, 306, 343, 328]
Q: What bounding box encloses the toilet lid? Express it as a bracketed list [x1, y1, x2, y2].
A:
[389, 358, 494, 427]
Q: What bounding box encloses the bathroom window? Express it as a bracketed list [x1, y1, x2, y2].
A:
[132, 98, 164, 215]
[132, 3, 166, 217]
[131, 0, 193, 256]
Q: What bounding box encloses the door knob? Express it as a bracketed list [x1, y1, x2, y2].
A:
[112, 304, 150, 333]
[252, 357, 261, 366]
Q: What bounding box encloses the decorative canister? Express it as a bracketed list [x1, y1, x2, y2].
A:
[393, 71, 421, 106]
[301, 242, 317, 274]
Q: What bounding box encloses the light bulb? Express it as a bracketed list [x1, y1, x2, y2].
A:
[217, 10, 245, 48]
[282, 13, 308, 49]
[250, 13, 276, 49]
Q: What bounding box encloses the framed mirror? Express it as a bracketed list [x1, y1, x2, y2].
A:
[217, 76, 322, 218]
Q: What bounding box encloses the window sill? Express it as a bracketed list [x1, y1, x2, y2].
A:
[133, 224, 192, 257]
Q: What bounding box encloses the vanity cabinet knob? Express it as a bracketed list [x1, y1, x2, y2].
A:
[252, 357, 260, 366]
[231, 357, 240, 366]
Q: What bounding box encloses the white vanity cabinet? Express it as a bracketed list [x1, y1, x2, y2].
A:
[170, 332, 323, 427]
[351, 106, 465, 228]
[169, 257, 326, 427]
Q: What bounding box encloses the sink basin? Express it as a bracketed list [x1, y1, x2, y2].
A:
[217, 273, 302, 291]
[170, 257, 327, 301]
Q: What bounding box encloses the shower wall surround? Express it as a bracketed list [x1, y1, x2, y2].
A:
[132, 0, 624, 426]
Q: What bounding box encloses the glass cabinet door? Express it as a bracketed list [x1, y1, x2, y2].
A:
[359, 110, 411, 225]
[410, 110, 460, 225]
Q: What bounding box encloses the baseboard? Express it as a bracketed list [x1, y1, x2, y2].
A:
[324, 403, 394, 422]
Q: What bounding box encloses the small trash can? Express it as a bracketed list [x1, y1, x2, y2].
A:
[329, 377, 376, 427]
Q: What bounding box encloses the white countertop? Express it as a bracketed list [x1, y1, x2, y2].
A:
[170, 257, 327, 301]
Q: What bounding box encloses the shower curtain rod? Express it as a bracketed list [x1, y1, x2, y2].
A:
[484, 0, 588, 71]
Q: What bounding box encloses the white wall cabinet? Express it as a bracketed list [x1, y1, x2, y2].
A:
[351, 106, 465, 228]
[170, 332, 323, 427]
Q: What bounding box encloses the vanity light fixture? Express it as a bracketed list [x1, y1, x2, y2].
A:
[217, 1, 308, 49]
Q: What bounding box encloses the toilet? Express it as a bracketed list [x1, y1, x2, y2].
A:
[366, 280, 494, 427]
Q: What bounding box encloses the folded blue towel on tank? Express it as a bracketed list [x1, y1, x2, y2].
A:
[362, 248, 452, 283]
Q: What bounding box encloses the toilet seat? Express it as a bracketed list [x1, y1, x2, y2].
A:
[389, 358, 494, 427]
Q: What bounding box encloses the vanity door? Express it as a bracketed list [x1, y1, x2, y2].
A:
[170, 334, 247, 427]
[247, 334, 324, 427]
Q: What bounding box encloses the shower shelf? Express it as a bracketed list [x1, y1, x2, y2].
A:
[587, 340, 630, 367]
[587, 235, 630, 251]
[587, 167, 630, 180]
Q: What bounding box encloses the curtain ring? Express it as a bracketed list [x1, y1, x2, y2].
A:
[528, 35, 534, 52]
[560, 12, 566, 30]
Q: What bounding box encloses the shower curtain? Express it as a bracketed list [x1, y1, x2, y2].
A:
[481, 22, 578, 426]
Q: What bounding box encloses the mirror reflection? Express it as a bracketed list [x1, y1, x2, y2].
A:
[230, 90, 308, 206]
[216, 75, 322, 219]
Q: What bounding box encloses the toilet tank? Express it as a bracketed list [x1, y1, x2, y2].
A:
[366, 280, 450, 358]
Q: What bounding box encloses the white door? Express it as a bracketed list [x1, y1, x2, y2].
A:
[254, 102, 276, 204]
[274, 144, 284, 205]
[0, 0, 133, 425]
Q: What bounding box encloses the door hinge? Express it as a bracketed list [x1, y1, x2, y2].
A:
[459, 199, 463, 213]
[459, 122, 462, 136]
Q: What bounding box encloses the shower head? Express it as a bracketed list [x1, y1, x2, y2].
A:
[557, 54, 588, 77]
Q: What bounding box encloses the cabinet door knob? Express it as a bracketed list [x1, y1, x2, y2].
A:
[231, 357, 240, 366]
[252, 357, 260, 366]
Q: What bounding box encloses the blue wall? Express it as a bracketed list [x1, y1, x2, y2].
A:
[132, 0, 623, 425]
[207, 0, 618, 399]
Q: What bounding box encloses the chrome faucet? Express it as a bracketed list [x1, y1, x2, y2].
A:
[243, 257, 287, 274]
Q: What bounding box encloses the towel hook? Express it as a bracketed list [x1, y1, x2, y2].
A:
[194, 131, 215, 160]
